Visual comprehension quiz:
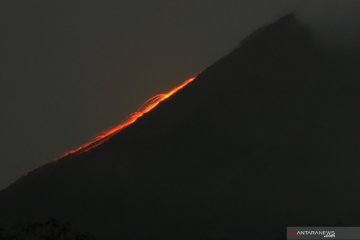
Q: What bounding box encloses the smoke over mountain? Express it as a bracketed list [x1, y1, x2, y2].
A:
[296, 0, 360, 53]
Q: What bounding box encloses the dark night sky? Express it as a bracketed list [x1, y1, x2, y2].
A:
[0, 0, 359, 189]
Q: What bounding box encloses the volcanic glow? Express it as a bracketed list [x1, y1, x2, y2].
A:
[65, 77, 195, 156]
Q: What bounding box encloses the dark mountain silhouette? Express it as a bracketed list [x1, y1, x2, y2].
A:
[1, 13, 360, 239]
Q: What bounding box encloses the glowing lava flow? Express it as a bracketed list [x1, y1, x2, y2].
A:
[65, 77, 195, 156]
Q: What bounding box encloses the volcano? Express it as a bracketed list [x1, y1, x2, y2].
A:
[1, 14, 360, 240]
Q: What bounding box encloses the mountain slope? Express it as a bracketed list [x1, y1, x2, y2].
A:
[1, 14, 360, 239]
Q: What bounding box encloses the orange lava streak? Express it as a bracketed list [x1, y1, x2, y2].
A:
[65, 77, 195, 156]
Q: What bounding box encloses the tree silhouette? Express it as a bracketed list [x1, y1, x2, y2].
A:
[0, 218, 95, 240]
